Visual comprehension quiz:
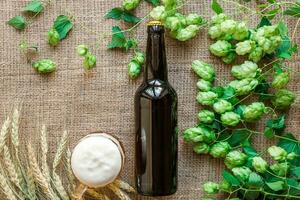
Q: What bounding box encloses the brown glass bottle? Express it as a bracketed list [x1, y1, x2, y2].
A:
[134, 21, 178, 196]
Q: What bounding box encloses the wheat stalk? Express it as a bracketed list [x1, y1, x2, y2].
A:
[52, 171, 70, 200]
[107, 184, 131, 200]
[53, 131, 68, 171]
[0, 171, 18, 200]
[114, 179, 135, 193]
[40, 125, 51, 183]
[86, 189, 109, 200]
[27, 144, 60, 200]
[0, 117, 11, 152]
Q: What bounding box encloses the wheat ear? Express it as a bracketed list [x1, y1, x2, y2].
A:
[0, 116, 11, 152]
[107, 184, 131, 200]
[26, 167, 37, 200]
[0, 172, 18, 200]
[86, 189, 109, 200]
[114, 179, 135, 193]
[52, 171, 70, 200]
[53, 131, 68, 171]
[40, 125, 51, 183]
[11, 108, 20, 152]
[65, 147, 75, 192]
[27, 144, 60, 200]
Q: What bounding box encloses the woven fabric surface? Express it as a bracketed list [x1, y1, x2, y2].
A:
[0, 0, 299, 199]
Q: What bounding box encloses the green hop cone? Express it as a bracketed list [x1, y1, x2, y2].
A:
[186, 13, 203, 25]
[224, 150, 248, 169]
[287, 152, 297, 160]
[133, 51, 145, 65]
[175, 25, 200, 41]
[220, 19, 237, 34]
[209, 141, 231, 158]
[211, 13, 228, 24]
[249, 46, 264, 62]
[76, 45, 89, 56]
[219, 180, 231, 192]
[235, 40, 255, 56]
[213, 99, 233, 114]
[193, 143, 210, 154]
[242, 102, 267, 122]
[268, 146, 287, 161]
[83, 52, 96, 70]
[270, 162, 289, 176]
[47, 28, 60, 46]
[267, 35, 282, 54]
[165, 16, 182, 32]
[271, 89, 296, 109]
[122, 0, 140, 10]
[232, 166, 252, 181]
[233, 22, 249, 41]
[231, 61, 259, 80]
[229, 78, 258, 96]
[128, 61, 141, 79]
[272, 72, 290, 89]
[222, 52, 236, 64]
[33, 59, 56, 74]
[198, 110, 215, 124]
[197, 91, 218, 106]
[208, 25, 222, 39]
[252, 156, 268, 173]
[183, 126, 216, 143]
[203, 182, 219, 194]
[197, 79, 212, 92]
[201, 198, 215, 200]
[221, 112, 241, 126]
[209, 40, 232, 57]
[150, 6, 166, 20]
[192, 60, 215, 82]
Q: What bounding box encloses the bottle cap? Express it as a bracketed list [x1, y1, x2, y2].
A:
[147, 20, 163, 26]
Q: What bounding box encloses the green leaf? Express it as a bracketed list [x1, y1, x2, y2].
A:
[257, 16, 271, 28]
[254, 79, 273, 101]
[211, 86, 224, 97]
[7, 16, 26, 30]
[248, 172, 264, 188]
[265, 8, 280, 20]
[221, 86, 239, 105]
[227, 129, 251, 147]
[22, 0, 44, 13]
[108, 26, 127, 49]
[277, 133, 300, 166]
[243, 191, 260, 200]
[284, 2, 300, 18]
[291, 167, 300, 179]
[211, 0, 223, 14]
[222, 170, 240, 186]
[266, 115, 285, 130]
[53, 15, 73, 40]
[264, 127, 275, 139]
[266, 181, 285, 191]
[145, 0, 160, 6]
[105, 7, 141, 24]
[287, 178, 300, 195]
[243, 143, 258, 157]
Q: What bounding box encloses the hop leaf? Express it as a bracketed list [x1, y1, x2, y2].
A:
[53, 15, 73, 40]
[7, 16, 26, 30]
[105, 7, 141, 24]
[22, 0, 44, 13]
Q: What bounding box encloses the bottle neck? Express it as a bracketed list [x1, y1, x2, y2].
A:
[144, 25, 168, 82]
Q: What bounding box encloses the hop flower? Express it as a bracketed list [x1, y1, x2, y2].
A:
[231, 61, 260, 80]
[47, 28, 60, 46]
[193, 143, 210, 154]
[233, 22, 249, 41]
[229, 78, 258, 96]
[198, 110, 215, 124]
[208, 25, 222, 39]
[252, 156, 268, 173]
[287, 152, 297, 160]
[211, 13, 228, 24]
[220, 19, 237, 34]
[224, 150, 248, 169]
[271, 89, 296, 109]
[128, 61, 141, 79]
[33, 59, 56, 74]
[83, 52, 97, 70]
[150, 6, 166, 20]
[270, 162, 289, 176]
[249, 46, 264, 62]
[209, 141, 231, 158]
[272, 72, 290, 89]
[221, 112, 241, 126]
[219, 180, 231, 192]
[197, 91, 218, 106]
[209, 40, 232, 57]
[222, 52, 236, 64]
[183, 127, 216, 143]
[192, 60, 215, 82]
[122, 0, 141, 10]
[213, 99, 233, 114]
[175, 25, 200, 41]
[268, 146, 287, 161]
[197, 79, 213, 92]
[76, 45, 89, 56]
[132, 51, 145, 65]
[203, 182, 219, 194]
[165, 16, 182, 32]
[232, 166, 252, 181]
[242, 102, 267, 122]
[235, 40, 255, 56]
[186, 13, 203, 25]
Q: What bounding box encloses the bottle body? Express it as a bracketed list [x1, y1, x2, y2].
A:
[135, 22, 178, 196]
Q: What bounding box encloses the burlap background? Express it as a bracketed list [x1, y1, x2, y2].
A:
[0, 0, 299, 199]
